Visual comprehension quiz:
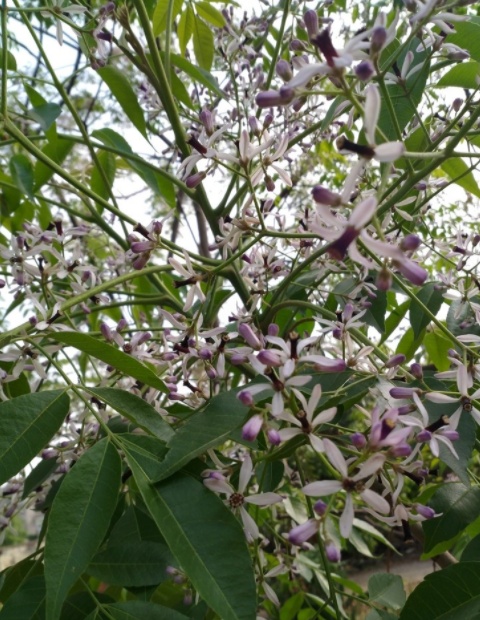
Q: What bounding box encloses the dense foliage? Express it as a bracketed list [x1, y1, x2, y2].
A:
[1, 0, 480, 618]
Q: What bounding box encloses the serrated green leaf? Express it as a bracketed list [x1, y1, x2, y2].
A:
[410, 283, 444, 339]
[437, 61, 480, 89]
[192, 15, 214, 71]
[152, 0, 184, 35]
[441, 158, 480, 199]
[423, 483, 480, 554]
[9, 154, 34, 198]
[178, 5, 194, 55]
[196, 1, 225, 27]
[48, 332, 167, 393]
[84, 387, 174, 441]
[399, 563, 480, 620]
[103, 601, 188, 620]
[97, 66, 148, 139]
[150, 389, 248, 482]
[368, 573, 405, 610]
[128, 461, 256, 620]
[0, 390, 69, 486]
[88, 541, 172, 587]
[90, 150, 116, 202]
[45, 439, 121, 620]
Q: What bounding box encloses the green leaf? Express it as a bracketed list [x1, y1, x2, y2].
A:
[117, 434, 168, 480]
[152, 0, 184, 34]
[436, 61, 480, 89]
[446, 19, 480, 62]
[446, 298, 480, 338]
[380, 300, 410, 345]
[439, 406, 475, 487]
[0, 558, 44, 604]
[0, 390, 69, 486]
[48, 332, 167, 393]
[0, 362, 30, 398]
[0, 48, 17, 70]
[44, 439, 121, 620]
[461, 534, 480, 562]
[34, 137, 74, 191]
[422, 483, 480, 555]
[91, 128, 176, 207]
[280, 592, 304, 620]
[395, 326, 424, 362]
[256, 461, 284, 493]
[0, 575, 45, 619]
[363, 288, 387, 334]
[171, 53, 223, 98]
[196, 1, 226, 27]
[88, 541, 172, 587]
[84, 387, 174, 441]
[22, 457, 58, 499]
[424, 330, 453, 372]
[192, 15, 215, 71]
[441, 158, 480, 199]
[399, 563, 480, 620]
[28, 103, 62, 131]
[97, 66, 148, 139]
[108, 505, 164, 546]
[378, 37, 430, 139]
[150, 389, 247, 482]
[60, 592, 114, 620]
[128, 462, 256, 620]
[103, 601, 189, 620]
[409, 283, 444, 339]
[9, 154, 34, 198]
[178, 5, 194, 55]
[90, 150, 116, 202]
[368, 573, 406, 610]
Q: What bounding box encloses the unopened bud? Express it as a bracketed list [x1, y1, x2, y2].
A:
[303, 10, 319, 40]
[312, 185, 342, 206]
[325, 542, 341, 562]
[276, 59, 293, 82]
[185, 171, 207, 189]
[199, 108, 215, 135]
[400, 234, 421, 252]
[371, 27, 387, 55]
[355, 60, 375, 81]
[242, 414, 263, 441]
[410, 363, 423, 379]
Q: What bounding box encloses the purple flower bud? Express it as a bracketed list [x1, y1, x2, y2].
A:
[238, 390, 254, 407]
[263, 113, 274, 129]
[351, 432, 366, 449]
[279, 86, 295, 102]
[276, 59, 293, 82]
[0, 279, 5, 289]
[132, 253, 150, 270]
[166, 383, 178, 392]
[389, 443, 412, 457]
[116, 318, 128, 331]
[96, 30, 113, 42]
[168, 392, 186, 401]
[238, 323, 262, 349]
[288, 519, 319, 546]
[343, 303, 354, 322]
[452, 98, 463, 112]
[199, 108, 215, 135]
[441, 429, 459, 441]
[400, 234, 421, 252]
[313, 500, 327, 516]
[185, 171, 207, 189]
[303, 10, 319, 39]
[395, 258, 427, 286]
[290, 39, 307, 52]
[312, 185, 342, 207]
[242, 414, 263, 441]
[267, 428, 281, 445]
[385, 354, 406, 369]
[355, 60, 375, 81]
[292, 97, 307, 112]
[183, 590, 193, 606]
[371, 26, 387, 55]
[416, 429, 432, 443]
[100, 1, 116, 15]
[410, 363, 423, 379]
[415, 181, 428, 191]
[325, 542, 341, 563]
[397, 404, 416, 415]
[230, 353, 248, 365]
[268, 323, 279, 337]
[376, 268, 392, 291]
[257, 349, 283, 367]
[256, 90, 284, 108]
[165, 566, 177, 576]
[152, 220, 163, 235]
[265, 175, 275, 192]
[206, 366, 217, 380]
[198, 347, 213, 360]
[389, 387, 421, 399]
[100, 322, 113, 342]
[448, 49, 469, 61]
[415, 504, 435, 519]
[248, 116, 261, 136]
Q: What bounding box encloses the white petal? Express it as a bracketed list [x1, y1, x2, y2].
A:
[240, 506, 259, 539]
[360, 489, 390, 514]
[238, 454, 253, 493]
[340, 494, 354, 538]
[303, 480, 342, 496]
[309, 434, 325, 453]
[278, 428, 302, 441]
[349, 196, 377, 229]
[312, 407, 337, 427]
[374, 141, 405, 162]
[245, 492, 283, 506]
[364, 84, 380, 145]
[204, 478, 234, 495]
[324, 438, 348, 477]
[352, 453, 385, 481]
[425, 392, 458, 404]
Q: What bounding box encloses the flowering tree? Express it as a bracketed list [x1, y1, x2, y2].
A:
[1, 0, 480, 617]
